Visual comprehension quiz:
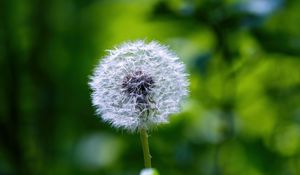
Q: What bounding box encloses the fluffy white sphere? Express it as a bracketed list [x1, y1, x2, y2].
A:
[89, 40, 189, 132]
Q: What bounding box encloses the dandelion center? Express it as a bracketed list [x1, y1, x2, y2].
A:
[122, 71, 155, 96]
[122, 71, 155, 111]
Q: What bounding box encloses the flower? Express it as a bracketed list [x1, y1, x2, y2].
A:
[89, 40, 189, 132]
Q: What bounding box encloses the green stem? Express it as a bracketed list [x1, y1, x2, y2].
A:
[140, 128, 152, 168]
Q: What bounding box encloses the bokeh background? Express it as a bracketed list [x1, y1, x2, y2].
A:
[1, 0, 300, 174]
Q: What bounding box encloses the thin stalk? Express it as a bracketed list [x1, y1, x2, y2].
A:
[140, 128, 152, 168]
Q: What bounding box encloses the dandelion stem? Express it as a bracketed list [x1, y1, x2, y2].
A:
[140, 128, 152, 168]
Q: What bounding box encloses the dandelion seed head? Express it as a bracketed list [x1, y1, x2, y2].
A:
[89, 40, 189, 132]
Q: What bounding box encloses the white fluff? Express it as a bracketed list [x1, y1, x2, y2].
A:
[89, 40, 189, 132]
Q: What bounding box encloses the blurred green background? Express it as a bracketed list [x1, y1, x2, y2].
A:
[1, 0, 300, 174]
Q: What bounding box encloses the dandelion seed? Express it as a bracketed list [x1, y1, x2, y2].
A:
[89, 40, 189, 132]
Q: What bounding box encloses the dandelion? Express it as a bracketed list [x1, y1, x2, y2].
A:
[89, 40, 189, 168]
